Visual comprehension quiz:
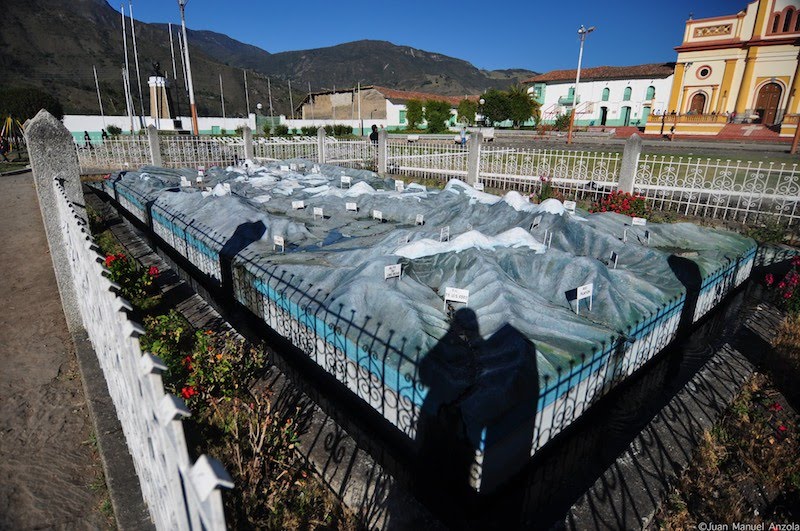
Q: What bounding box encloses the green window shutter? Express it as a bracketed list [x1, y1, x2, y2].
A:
[602, 88, 610, 101]
[623, 87, 632, 101]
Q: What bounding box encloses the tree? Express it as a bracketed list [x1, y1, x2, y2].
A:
[481, 89, 511, 125]
[424, 99, 452, 133]
[0, 87, 64, 122]
[507, 84, 540, 128]
[457, 99, 477, 125]
[405, 99, 424, 129]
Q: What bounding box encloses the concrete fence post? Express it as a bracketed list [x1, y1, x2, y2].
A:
[23, 109, 85, 333]
[146, 125, 162, 167]
[243, 126, 254, 161]
[618, 133, 642, 193]
[377, 128, 388, 175]
[317, 127, 326, 164]
[466, 131, 483, 185]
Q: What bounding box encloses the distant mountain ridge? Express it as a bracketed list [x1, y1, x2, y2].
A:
[1, 0, 536, 116]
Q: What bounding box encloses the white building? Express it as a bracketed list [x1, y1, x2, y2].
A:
[524, 64, 675, 128]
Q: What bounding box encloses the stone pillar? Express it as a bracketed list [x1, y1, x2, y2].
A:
[317, 127, 326, 164]
[243, 126, 254, 161]
[377, 128, 388, 175]
[23, 109, 85, 333]
[146, 125, 162, 166]
[466, 131, 483, 185]
[617, 133, 642, 193]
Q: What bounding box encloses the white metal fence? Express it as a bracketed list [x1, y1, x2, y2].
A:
[53, 178, 232, 530]
[387, 140, 468, 179]
[77, 133, 800, 227]
[635, 155, 800, 224]
[253, 136, 318, 163]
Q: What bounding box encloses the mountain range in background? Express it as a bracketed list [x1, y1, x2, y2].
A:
[0, 0, 536, 120]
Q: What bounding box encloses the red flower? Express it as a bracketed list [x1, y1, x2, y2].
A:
[784, 291, 794, 299]
[778, 424, 787, 432]
[180, 386, 197, 399]
[105, 255, 116, 267]
[778, 281, 787, 290]
[771, 402, 783, 412]
[792, 256, 800, 267]
[765, 274, 775, 286]
[148, 266, 160, 277]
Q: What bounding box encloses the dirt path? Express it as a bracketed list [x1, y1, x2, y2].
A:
[0, 172, 111, 530]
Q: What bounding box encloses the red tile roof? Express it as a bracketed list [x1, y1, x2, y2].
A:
[523, 63, 675, 84]
[372, 86, 479, 106]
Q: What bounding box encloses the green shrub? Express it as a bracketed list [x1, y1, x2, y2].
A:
[273, 124, 290, 136]
[554, 113, 571, 131]
[424, 99, 452, 134]
[104, 253, 160, 308]
[332, 124, 353, 136]
[106, 125, 122, 136]
[301, 126, 318, 136]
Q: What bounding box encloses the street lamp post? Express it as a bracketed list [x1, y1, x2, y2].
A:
[178, 0, 199, 135]
[479, 97, 486, 127]
[566, 25, 595, 145]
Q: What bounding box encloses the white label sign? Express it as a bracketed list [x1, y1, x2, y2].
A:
[610, 251, 619, 269]
[416, 214, 424, 225]
[631, 217, 647, 226]
[444, 287, 470, 311]
[474, 182, 485, 191]
[577, 283, 593, 300]
[180, 177, 191, 187]
[384, 264, 402, 280]
[222, 183, 231, 193]
[292, 200, 305, 210]
[273, 235, 285, 252]
[290, 163, 298, 171]
[313, 207, 324, 218]
[373, 210, 383, 221]
[574, 282, 594, 315]
[563, 200, 577, 213]
[312, 165, 320, 173]
[440, 226, 450, 242]
[279, 165, 290, 171]
[341, 175, 351, 187]
[395, 180, 405, 192]
[531, 215, 543, 230]
[346, 202, 358, 212]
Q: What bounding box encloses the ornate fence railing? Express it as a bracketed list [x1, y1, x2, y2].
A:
[75, 129, 800, 228]
[53, 177, 232, 530]
[636, 155, 800, 224]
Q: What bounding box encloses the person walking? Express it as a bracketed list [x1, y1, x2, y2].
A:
[369, 124, 379, 144]
[0, 137, 10, 162]
[83, 131, 92, 149]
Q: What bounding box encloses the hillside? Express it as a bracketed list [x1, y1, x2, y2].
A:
[0, 0, 536, 117]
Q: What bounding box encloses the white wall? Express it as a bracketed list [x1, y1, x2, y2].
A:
[531, 75, 674, 125]
[63, 113, 256, 134]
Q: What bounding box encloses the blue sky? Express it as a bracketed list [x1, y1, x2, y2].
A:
[127, 0, 743, 72]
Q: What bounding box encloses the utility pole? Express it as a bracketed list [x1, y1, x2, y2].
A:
[567, 25, 595, 144]
[168, 23, 181, 117]
[267, 77, 275, 134]
[178, 0, 199, 135]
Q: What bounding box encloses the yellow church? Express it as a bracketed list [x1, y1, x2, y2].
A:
[645, 0, 800, 139]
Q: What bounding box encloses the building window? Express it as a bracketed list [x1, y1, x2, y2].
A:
[568, 87, 575, 98]
[795, 12, 800, 31]
[645, 86, 655, 100]
[399, 110, 407, 124]
[696, 66, 712, 79]
[784, 8, 795, 32]
[623, 87, 632, 101]
[602, 88, 610, 101]
[772, 13, 780, 33]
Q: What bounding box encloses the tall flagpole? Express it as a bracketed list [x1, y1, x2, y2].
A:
[93, 65, 106, 128]
[168, 23, 182, 117]
[121, 5, 135, 132]
[267, 77, 274, 133]
[128, 2, 145, 127]
[332, 84, 336, 122]
[243, 70, 251, 117]
[309, 82, 314, 121]
[287, 79, 293, 120]
[219, 74, 226, 120]
[178, 0, 199, 135]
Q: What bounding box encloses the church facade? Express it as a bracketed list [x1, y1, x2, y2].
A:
[644, 0, 800, 138]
